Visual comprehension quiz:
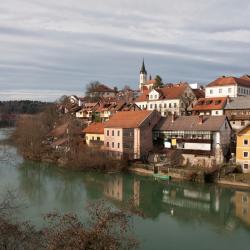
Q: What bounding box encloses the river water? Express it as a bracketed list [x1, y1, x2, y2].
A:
[0, 128, 250, 250]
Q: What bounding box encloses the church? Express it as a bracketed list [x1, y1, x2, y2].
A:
[139, 60, 156, 91]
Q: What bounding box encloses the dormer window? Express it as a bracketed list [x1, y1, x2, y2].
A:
[154, 95, 157, 99]
[150, 95, 153, 99]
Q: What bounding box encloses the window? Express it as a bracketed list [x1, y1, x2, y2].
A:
[215, 111, 219, 115]
[164, 103, 167, 108]
[154, 95, 157, 99]
[107, 130, 109, 136]
[219, 89, 222, 93]
[159, 104, 162, 108]
[92, 136, 94, 140]
[244, 139, 248, 146]
[169, 103, 172, 108]
[112, 142, 114, 148]
[117, 131, 120, 136]
[241, 121, 245, 126]
[118, 143, 120, 148]
[112, 130, 114, 136]
[210, 89, 213, 94]
[174, 103, 177, 108]
[228, 88, 232, 93]
[150, 104, 153, 109]
[106, 142, 109, 147]
[97, 137, 100, 141]
[244, 164, 249, 170]
[154, 104, 157, 109]
[243, 151, 249, 158]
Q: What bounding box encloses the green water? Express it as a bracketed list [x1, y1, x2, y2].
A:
[0, 128, 250, 250]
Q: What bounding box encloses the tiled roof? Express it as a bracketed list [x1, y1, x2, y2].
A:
[207, 76, 250, 88]
[135, 83, 188, 102]
[192, 97, 228, 111]
[83, 122, 104, 134]
[135, 89, 149, 102]
[157, 83, 188, 99]
[154, 115, 228, 132]
[192, 88, 205, 99]
[225, 97, 250, 110]
[240, 75, 250, 81]
[104, 110, 154, 128]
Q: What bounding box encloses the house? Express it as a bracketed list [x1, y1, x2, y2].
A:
[191, 97, 228, 116]
[75, 102, 100, 123]
[135, 83, 196, 116]
[95, 101, 140, 122]
[89, 84, 117, 99]
[104, 110, 161, 160]
[205, 76, 250, 98]
[236, 124, 250, 173]
[153, 115, 232, 167]
[83, 122, 104, 147]
[224, 97, 250, 131]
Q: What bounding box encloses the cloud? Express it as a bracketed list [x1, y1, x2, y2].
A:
[0, 0, 250, 100]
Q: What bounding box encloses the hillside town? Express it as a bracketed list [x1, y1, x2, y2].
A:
[45, 60, 250, 182]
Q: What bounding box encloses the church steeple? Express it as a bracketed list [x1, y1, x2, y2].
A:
[140, 59, 147, 74]
[139, 59, 148, 90]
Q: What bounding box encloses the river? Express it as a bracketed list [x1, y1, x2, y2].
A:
[0, 128, 250, 250]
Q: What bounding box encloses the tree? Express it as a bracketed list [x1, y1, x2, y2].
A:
[85, 81, 101, 96]
[154, 75, 164, 88]
[43, 200, 139, 250]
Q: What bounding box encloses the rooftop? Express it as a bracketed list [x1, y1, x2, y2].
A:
[154, 115, 228, 132]
[83, 122, 105, 134]
[104, 110, 154, 128]
[192, 97, 228, 111]
[225, 96, 250, 110]
[207, 76, 250, 88]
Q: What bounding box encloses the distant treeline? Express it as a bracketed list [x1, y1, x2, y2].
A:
[0, 100, 51, 115]
[0, 100, 52, 127]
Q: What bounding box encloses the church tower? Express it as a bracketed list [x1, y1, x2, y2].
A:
[139, 59, 147, 90]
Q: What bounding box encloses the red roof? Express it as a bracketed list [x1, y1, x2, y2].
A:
[136, 83, 188, 102]
[192, 97, 228, 111]
[157, 83, 188, 99]
[207, 76, 250, 88]
[104, 110, 153, 128]
[192, 88, 205, 99]
[135, 89, 149, 102]
[83, 122, 104, 134]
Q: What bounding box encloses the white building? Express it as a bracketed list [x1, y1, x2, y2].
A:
[205, 76, 250, 98]
[135, 83, 196, 116]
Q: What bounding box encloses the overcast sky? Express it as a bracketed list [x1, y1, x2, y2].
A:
[0, 0, 250, 101]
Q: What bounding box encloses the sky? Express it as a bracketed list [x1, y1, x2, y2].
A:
[0, 0, 250, 101]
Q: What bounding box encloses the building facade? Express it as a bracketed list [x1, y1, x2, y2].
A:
[153, 115, 232, 167]
[205, 76, 250, 98]
[135, 83, 196, 116]
[104, 110, 161, 160]
[236, 125, 250, 173]
[224, 97, 250, 131]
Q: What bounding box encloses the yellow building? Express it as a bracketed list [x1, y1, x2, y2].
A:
[83, 122, 104, 146]
[236, 124, 250, 173]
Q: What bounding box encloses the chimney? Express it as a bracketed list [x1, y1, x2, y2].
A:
[171, 112, 176, 123]
[198, 115, 204, 125]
